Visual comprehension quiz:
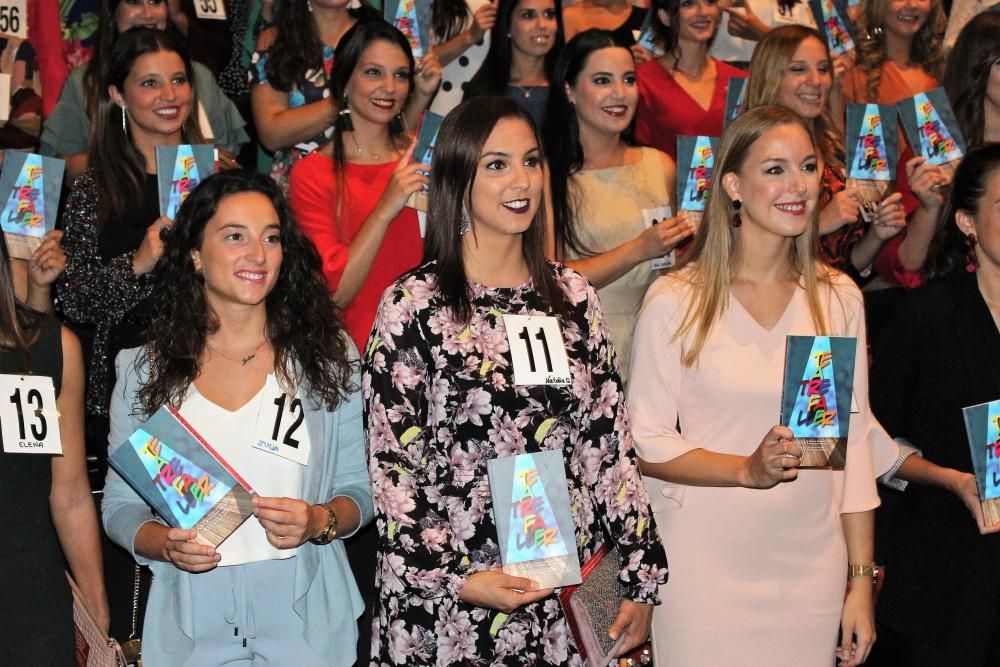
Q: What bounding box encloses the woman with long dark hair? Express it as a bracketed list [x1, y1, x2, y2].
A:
[364, 95, 668, 665]
[102, 169, 372, 666]
[463, 0, 564, 128]
[545, 29, 693, 380]
[943, 11, 1000, 149]
[41, 0, 247, 182]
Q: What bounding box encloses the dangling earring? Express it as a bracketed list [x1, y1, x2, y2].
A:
[731, 199, 742, 228]
[965, 233, 979, 272]
[338, 96, 354, 131]
[307, 0, 314, 12]
[459, 210, 471, 235]
[121, 104, 128, 135]
[348, 0, 362, 8]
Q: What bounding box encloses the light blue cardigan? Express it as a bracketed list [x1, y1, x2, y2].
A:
[102, 346, 373, 666]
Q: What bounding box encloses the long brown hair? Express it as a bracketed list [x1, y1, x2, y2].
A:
[855, 0, 945, 102]
[672, 105, 830, 366]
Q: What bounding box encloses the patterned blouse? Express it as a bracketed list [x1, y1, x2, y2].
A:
[362, 262, 668, 666]
[249, 44, 335, 191]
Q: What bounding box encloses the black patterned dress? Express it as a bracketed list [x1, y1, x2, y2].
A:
[362, 262, 668, 666]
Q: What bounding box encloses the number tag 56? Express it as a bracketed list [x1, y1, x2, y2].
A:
[502, 315, 572, 386]
[252, 375, 309, 465]
[0, 374, 61, 454]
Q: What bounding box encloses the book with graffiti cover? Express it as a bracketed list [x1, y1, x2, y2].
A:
[808, 0, 856, 57]
[155, 144, 216, 220]
[107, 405, 255, 548]
[406, 111, 444, 214]
[779, 336, 857, 469]
[845, 102, 897, 204]
[0, 151, 64, 260]
[723, 77, 746, 128]
[962, 400, 1000, 525]
[384, 0, 432, 58]
[634, 7, 665, 56]
[488, 449, 582, 589]
[676, 135, 717, 230]
[897, 87, 966, 168]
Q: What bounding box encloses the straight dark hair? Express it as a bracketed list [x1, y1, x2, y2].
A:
[0, 231, 43, 356]
[464, 0, 565, 99]
[432, 0, 472, 42]
[943, 12, 1000, 150]
[136, 170, 356, 416]
[926, 144, 1000, 281]
[544, 29, 634, 257]
[424, 96, 568, 323]
[89, 28, 202, 229]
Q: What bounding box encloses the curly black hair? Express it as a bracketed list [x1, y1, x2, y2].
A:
[136, 170, 356, 417]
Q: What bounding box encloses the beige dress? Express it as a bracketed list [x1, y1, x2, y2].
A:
[565, 146, 671, 382]
[628, 268, 898, 665]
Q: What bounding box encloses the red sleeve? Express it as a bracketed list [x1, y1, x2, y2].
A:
[288, 155, 349, 291]
[873, 232, 925, 289]
[29, 0, 68, 118]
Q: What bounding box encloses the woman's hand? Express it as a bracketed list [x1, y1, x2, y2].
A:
[253, 495, 323, 549]
[458, 569, 554, 612]
[162, 528, 221, 573]
[471, 1, 498, 41]
[948, 470, 1000, 535]
[132, 216, 173, 276]
[831, 55, 848, 91]
[216, 148, 240, 171]
[28, 230, 66, 288]
[610, 600, 654, 656]
[637, 214, 695, 260]
[374, 141, 430, 221]
[630, 44, 655, 64]
[414, 52, 444, 99]
[722, 4, 769, 40]
[819, 188, 864, 234]
[837, 581, 875, 666]
[870, 192, 906, 241]
[740, 425, 800, 488]
[906, 156, 952, 212]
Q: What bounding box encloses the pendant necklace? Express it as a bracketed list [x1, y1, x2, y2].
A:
[208, 339, 267, 367]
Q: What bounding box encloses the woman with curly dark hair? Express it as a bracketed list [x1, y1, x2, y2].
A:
[102, 169, 372, 666]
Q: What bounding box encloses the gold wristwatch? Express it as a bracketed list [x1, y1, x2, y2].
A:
[309, 504, 338, 545]
[848, 563, 880, 585]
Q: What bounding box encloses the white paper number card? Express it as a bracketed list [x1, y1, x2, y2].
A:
[194, 0, 227, 20]
[0, 374, 61, 454]
[252, 375, 310, 465]
[0, 0, 26, 39]
[502, 314, 572, 386]
[643, 205, 676, 271]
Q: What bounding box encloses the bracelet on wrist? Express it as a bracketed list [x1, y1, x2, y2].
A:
[848, 563, 880, 586]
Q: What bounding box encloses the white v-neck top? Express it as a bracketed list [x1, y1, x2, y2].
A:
[182, 375, 309, 565]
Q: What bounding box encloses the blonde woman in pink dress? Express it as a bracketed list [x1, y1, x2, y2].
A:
[628, 105, 898, 666]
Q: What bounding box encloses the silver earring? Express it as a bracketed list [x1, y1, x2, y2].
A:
[307, 0, 314, 12]
[459, 210, 471, 235]
[121, 105, 127, 134]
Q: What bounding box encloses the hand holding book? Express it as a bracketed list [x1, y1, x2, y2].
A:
[253, 495, 325, 549]
[740, 424, 800, 488]
[159, 527, 222, 573]
[458, 569, 553, 613]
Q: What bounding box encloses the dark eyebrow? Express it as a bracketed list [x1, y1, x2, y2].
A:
[480, 151, 510, 159]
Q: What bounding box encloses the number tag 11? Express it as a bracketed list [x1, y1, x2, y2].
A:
[501, 315, 572, 386]
[0, 374, 61, 455]
[251, 375, 309, 465]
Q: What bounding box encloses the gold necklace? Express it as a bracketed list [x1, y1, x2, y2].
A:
[349, 132, 384, 161]
[207, 340, 267, 367]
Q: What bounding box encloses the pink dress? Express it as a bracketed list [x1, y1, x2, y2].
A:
[627, 269, 896, 665]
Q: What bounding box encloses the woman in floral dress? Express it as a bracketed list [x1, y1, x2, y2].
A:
[362, 95, 668, 665]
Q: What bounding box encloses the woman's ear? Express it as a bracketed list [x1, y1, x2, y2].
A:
[721, 171, 741, 203]
[955, 209, 976, 238]
[108, 84, 125, 109]
[564, 82, 576, 106]
[190, 249, 202, 272]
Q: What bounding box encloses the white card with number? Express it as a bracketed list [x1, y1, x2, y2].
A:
[193, 0, 227, 20]
[0, 0, 26, 39]
[251, 375, 310, 465]
[502, 314, 572, 386]
[643, 206, 676, 271]
[0, 374, 61, 454]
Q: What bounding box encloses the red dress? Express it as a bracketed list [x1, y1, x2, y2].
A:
[635, 58, 747, 160]
[289, 152, 424, 351]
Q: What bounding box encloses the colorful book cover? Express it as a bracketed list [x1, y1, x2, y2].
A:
[676, 135, 717, 232]
[488, 449, 582, 589]
[845, 102, 897, 202]
[0, 151, 64, 260]
[635, 7, 665, 56]
[723, 77, 746, 128]
[807, 0, 856, 56]
[384, 0, 432, 59]
[406, 112, 444, 213]
[962, 400, 1000, 526]
[107, 405, 256, 548]
[779, 335, 857, 469]
[155, 144, 216, 220]
[896, 88, 966, 167]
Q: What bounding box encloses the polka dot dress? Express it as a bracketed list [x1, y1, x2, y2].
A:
[429, 0, 492, 116]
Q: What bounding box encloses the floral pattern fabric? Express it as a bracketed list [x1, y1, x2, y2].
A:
[362, 261, 668, 666]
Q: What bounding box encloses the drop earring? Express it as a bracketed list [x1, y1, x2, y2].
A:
[459, 210, 471, 235]
[731, 200, 742, 228]
[121, 105, 128, 135]
[338, 96, 354, 131]
[965, 233, 979, 272]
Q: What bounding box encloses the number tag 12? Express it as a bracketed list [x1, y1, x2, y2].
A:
[502, 315, 572, 386]
[0, 374, 61, 455]
[194, 0, 227, 20]
[252, 375, 309, 465]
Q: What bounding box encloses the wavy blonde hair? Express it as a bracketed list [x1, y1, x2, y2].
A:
[746, 25, 844, 170]
[855, 0, 945, 102]
[672, 106, 830, 366]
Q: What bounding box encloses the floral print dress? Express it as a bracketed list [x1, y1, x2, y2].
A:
[362, 262, 668, 666]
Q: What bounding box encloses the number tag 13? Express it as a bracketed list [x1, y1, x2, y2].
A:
[251, 375, 309, 465]
[0, 374, 61, 454]
[502, 315, 572, 386]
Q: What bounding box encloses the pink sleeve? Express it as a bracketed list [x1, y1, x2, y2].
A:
[289, 157, 348, 291]
[627, 278, 699, 510]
